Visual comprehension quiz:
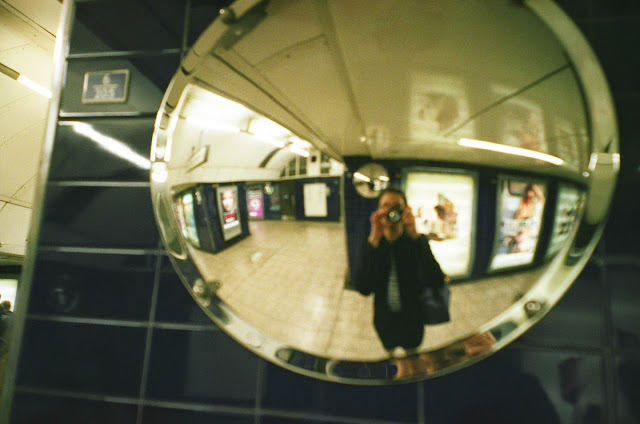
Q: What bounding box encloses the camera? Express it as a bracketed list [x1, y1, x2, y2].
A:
[386, 206, 404, 224]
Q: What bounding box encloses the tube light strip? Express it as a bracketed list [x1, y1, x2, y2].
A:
[458, 138, 565, 165]
[288, 145, 310, 157]
[0, 62, 52, 98]
[353, 172, 371, 182]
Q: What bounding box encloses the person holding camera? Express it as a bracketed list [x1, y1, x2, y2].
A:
[353, 188, 447, 357]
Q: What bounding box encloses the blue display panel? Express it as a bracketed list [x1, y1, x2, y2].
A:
[175, 190, 200, 248]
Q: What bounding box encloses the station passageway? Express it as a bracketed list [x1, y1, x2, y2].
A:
[188, 220, 543, 360]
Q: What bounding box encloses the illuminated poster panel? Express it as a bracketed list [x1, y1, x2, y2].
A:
[247, 187, 264, 219]
[217, 185, 242, 241]
[175, 191, 200, 248]
[490, 178, 547, 270]
[546, 184, 582, 260]
[303, 182, 328, 218]
[0, 279, 18, 311]
[405, 170, 476, 278]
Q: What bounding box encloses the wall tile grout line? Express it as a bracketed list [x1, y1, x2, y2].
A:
[26, 314, 150, 328]
[14, 386, 141, 405]
[14, 383, 423, 424]
[254, 358, 265, 424]
[58, 111, 158, 118]
[37, 246, 162, 255]
[600, 238, 619, 424]
[67, 49, 182, 59]
[25, 313, 222, 332]
[135, 247, 164, 424]
[506, 341, 606, 355]
[416, 381, 425, 424]
[47, 181, 152, 187]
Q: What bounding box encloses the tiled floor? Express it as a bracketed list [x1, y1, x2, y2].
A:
[188, 220, 543, 360]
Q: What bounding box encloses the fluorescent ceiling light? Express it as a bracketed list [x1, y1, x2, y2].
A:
[458, 138, 565, 165]
[288, 136, 312, 148]
[353, 172, 371, 182]
[185, 116, 285, 147]
[1, 62, 51, 98]
[62, 121, 151, 169]
[249, 118, 289, 140]
[288, 145, 309, 157]
[17, 75, 52, 98]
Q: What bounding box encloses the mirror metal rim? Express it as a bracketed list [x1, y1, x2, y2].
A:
[149, 0, 618, 384]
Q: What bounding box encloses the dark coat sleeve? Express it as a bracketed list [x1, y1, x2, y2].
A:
[352, 238, 386, 296]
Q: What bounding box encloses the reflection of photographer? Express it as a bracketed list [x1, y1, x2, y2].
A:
[353, 188, 448, 356]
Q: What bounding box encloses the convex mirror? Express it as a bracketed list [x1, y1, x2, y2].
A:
[150, 0, 618, 384]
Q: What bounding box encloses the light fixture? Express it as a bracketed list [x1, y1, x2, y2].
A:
[288, 145, 310, 157]
[0, 62, 52, 98]
[458, 138, 565, 165]
[353, 172, 371, 182]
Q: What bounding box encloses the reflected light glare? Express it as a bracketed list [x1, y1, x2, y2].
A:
[64, 122, 151, 169]
[151, 162, 168, 183]
[613, 153, 621, 171]
[353, 172, 371, 182]
[16, 75, 52, 98]
[458, 138, 565, 165]
[378, 175, 390, 182]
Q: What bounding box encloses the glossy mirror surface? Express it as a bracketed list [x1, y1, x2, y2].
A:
[150, 0, 618, 384]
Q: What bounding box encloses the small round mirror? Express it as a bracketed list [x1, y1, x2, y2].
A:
[150, 0, 618, 384]
[353, 163, 390, 198]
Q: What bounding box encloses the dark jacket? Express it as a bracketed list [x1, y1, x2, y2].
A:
[353, 232, 445, 349]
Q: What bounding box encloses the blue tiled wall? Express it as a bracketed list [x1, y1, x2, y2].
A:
[4, 0, 640, 423]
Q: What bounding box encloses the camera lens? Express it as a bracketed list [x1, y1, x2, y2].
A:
[387, 207, 403, 223]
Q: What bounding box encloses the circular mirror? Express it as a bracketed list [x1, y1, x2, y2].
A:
[150, 0, 618, 384]
[353, 163, 390, 198]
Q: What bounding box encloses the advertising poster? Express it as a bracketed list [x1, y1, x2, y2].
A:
[0, 278, 18, 311]
[175, 191, 200, 247]
[247, 187, 264, 219]
[405, 171, 476, 277]
[490, 179, 547, 270]
[217, 185, 242, 241]
[303, 182, 328, 218]
[546, 184, 582, 260]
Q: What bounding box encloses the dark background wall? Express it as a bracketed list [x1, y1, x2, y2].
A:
[3, 0, 640, 423]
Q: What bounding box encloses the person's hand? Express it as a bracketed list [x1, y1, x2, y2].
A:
[402, 206, 419, 239]
[368, 208, 390, 247]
